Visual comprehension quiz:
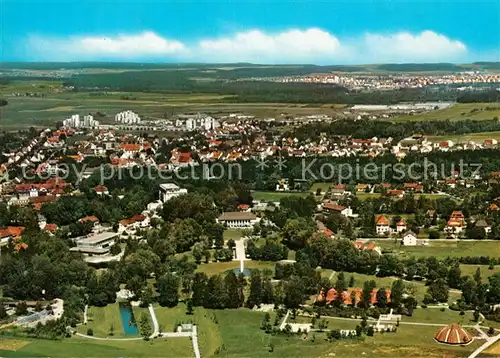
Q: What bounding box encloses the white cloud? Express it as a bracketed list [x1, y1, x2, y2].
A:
[197, 28, 343, 63]
[28, 31, 186, 60]
[26, 29, 469, 63]
[363, 30, 467, 62]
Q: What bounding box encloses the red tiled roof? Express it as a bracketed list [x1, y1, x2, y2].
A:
[387, 189, 405, 196]
[79, 215, 99, 223]
[94, 185, 108, 193]
[323, 202, 345, 212]
[396, 219, 407, 226]
[450, 211, 464, 219]
[0, 226, 25, 239]
[43, 224, 57, 232]
[318, 288, 391, 306]
[120, 143, 141, 152]
[375, 215, 390, 226]
[120, 214, 146, 227]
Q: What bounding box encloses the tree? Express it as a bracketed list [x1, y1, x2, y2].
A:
[284, 276, 306, 308]
[335, 272, 348, 293]
[426, 279, 449, 303]
[318, 319, 329, 331]
[0, 304, 7, 320]
[139, 313, 152, 339]
[474, 267, 482, 286]
[366, 326, 374, 336]
[391, 280, 405, 308]
[361, 280, 376, 308]
[139, 285, 155, 307]
[193, 243, 203, 264]
[428, 230, 440, 240]
[206, 275, 227, 309]
[376, 288, 388, 308]
[203, 249, 212, 263]
[227, 239, 236, 249]
[186, 299, 194, 315]
[447, 263, 462, 289]
[348, 276, 355, 287]
[247, 270, 263, 308]
[225, 271, 244, 308]
[461, 278, 477, 305]
[157, 273, 180, 307]
[15, 301, 28, 316]
[192, 273, 208, 307]
[328, 329, 341, 340]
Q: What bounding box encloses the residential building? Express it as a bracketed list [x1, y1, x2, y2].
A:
[375, 215, 391, 235]
[396, 218, 408, 233]
[159, 183, 188, 203]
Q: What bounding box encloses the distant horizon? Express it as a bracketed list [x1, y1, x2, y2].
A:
[1, 60, 499, 66]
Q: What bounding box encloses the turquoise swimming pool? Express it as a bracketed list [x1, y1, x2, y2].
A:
[118, 302, 139, 335]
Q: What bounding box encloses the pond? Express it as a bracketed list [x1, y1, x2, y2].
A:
[232, 268, 251, 277]
[118, 302, 139, 335]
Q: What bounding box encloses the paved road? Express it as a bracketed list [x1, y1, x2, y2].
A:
[83, 304, 88, 325]
[148, 304, 160, 339]
[469, 333, 500, 358]
[234, 239, 247, 261]
[192, 325, 201, 358]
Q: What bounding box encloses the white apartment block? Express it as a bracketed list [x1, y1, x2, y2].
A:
[62, 114, 100, 128]
[115, 110, 141, 124]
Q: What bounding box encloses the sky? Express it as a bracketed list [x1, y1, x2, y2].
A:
[1, 0, 499, 64]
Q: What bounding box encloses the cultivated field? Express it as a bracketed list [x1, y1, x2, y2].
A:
[0, 81, 347, 129]
[392, 103, 500, 122]
[427, 131, 500, 143]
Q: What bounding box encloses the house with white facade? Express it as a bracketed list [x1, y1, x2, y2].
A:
[159, 183, 188, 203]
[376, 215, 391, 235]
[217, 212, 260, 229]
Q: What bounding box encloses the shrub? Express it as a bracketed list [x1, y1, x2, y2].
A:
[87, 328, 93, 336]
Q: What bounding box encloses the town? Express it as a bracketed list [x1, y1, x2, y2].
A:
[0, 91, 500, 357]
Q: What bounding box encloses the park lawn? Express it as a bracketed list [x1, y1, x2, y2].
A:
[376, 240, 500, 259]
[251, 191, 308, 202]
[223, 229, 245, 241]
[133, 306, 153, 336]
[77, 303, 130, 338]
[196, 260, 275, 276]
[356, 193, 381, 200]
[391, 103, 500, 122]
[153, 303, 221, 357]
[213, 309, 479, 358]
[459, 265, 500, 282]
[0, 336, 194, 358]
[403, 308, 475, 325]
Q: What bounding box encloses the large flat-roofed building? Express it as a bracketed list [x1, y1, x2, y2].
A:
[70, 232, 118, 255]
[159, 183, 188, 203]
[217, 212, 260, 229]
